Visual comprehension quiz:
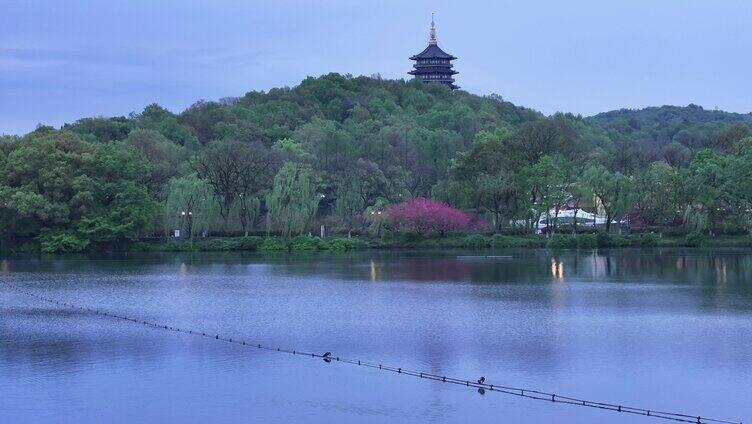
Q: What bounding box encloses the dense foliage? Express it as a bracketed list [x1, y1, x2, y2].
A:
[2, 74, 752, 252]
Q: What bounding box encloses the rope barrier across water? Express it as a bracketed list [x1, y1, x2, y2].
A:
[3, 282, 742, 424]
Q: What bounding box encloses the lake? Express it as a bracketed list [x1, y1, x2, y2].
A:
[1, 249, 750, 423]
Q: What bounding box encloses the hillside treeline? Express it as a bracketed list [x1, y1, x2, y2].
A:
[1, 74, 751, 251]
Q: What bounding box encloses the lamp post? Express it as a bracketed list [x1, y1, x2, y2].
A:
[179, 210, 194, 239]
[369, 209, 384, 238]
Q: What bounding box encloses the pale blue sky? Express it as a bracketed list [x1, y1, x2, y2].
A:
[2, 0, 751, 135]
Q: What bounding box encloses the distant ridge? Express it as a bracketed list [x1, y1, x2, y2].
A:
[584, 104, 752, 144]
[587, 104, 752, 127]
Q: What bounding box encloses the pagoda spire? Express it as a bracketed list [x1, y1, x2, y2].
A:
[429, 13, 437, 45]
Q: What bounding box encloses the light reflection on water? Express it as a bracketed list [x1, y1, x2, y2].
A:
[1, 248, 751, 423]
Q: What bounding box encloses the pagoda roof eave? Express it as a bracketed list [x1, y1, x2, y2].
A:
[409, 70, 458, 75]
[409, 44, 457, 60]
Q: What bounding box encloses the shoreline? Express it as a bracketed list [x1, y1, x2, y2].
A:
[4, 233, 751, 255]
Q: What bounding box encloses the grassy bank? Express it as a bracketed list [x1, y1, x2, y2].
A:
[132, 232, 752, 253]
[133, 235, 367, 252]
[4, 232, 751, 254]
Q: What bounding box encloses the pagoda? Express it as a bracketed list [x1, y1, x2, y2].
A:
[409, 15, 458, 89]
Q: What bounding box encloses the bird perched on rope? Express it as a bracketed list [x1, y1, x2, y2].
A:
[477, 376, 485, 385]
[322, 352, 332, 363]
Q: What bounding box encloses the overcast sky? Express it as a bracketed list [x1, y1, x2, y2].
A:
[2, 0, 751, 135]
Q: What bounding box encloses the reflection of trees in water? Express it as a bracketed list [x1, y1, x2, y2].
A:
[5, 249, 752, 313]
[578, 250, 752, 312]
[353, 250, 752, 312]
[0, 307, 171, 371]
[397, 259, 482, 282]
[229, 249, 752, 312]
[586, 250, 752, 286]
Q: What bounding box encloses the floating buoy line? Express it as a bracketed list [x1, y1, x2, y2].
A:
[2, 282, 741, 424]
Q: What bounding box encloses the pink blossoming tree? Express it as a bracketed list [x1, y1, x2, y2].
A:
[387, 197, 472, 236]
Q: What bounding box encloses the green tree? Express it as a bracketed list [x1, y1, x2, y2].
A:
[236, 194, 261, 236]
[636, 162, 685, 227]
[0, 131, 95, 237]
[450, 130, 523, 231]
[266, 162, 320, 238]
[684, 149, 734, 235]
[76, 143, 158, 245]
[726, 141, 752, 233]
[333, 159, 388, 232]
[505, 118, 581, 165]
[126, 129, 187, 196]
[63, 116, 132, 142]
[194, 139, 279, 231]
[133, 103, 200, 149]
[0, 131, 158, 246]
[165, 174, 219, 239]
[580, 164, 634, 233]
[524, 155, 570, 233]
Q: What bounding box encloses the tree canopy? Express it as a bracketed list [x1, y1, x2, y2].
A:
[3, 74, 752, 251]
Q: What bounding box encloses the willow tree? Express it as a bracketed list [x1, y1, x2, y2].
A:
[684, 149, 733, 235]
[524, 155, 570, 233]
[194, 139, 278, 230]
[236, 194, 260, 236]
[165, 174, 219, 239]
[580, 164, 634, 233]
[266, 162, 320, 238]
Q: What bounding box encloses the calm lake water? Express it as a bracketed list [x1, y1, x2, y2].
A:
[1, 249, 751, 423]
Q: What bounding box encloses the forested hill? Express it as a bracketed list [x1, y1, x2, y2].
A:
[2, 74, 752, 252]
[182, 74, 543, 145]
[587, 104, 752, 148]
